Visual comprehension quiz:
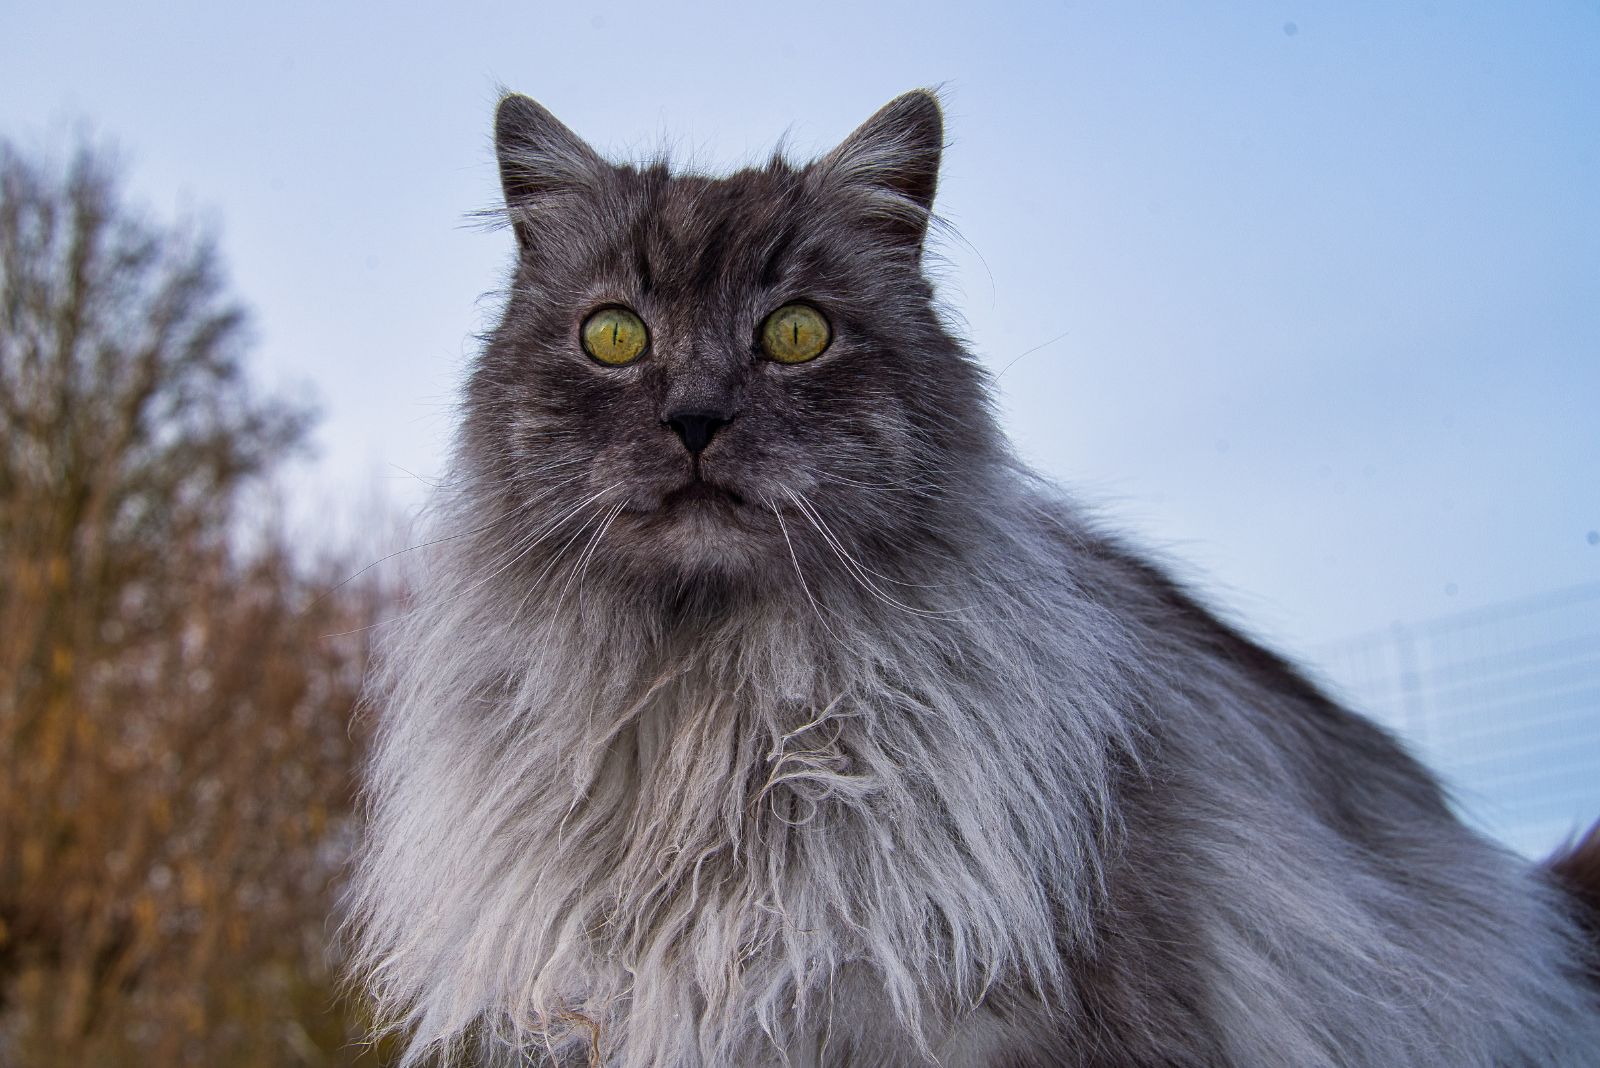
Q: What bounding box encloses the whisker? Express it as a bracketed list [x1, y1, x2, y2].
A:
[994, 328, 1072, 379]
[457, 485, 621, 604]
[781, 488, 972, 620]
[320, 484, 619, 639]
[787, 491, 952, 592]
[311, 469, 602, 614]
[558, 502, 624, 610]
[523, 494, 620, 597]
[307, 496, 544, 612]
[763, 494, 846, 647]
[577, 505, 626, 608]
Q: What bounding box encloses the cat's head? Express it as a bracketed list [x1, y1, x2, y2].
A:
[462, 91, 1002, 602]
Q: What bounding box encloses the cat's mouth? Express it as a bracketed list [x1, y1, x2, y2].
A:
[661, 479, 746, 510]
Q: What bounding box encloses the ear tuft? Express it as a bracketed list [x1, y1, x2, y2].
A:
[494, 93, 603, 247]
[819, 90, 945, 249]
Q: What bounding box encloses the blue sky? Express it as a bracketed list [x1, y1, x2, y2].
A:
[5, 1, 1597, 664]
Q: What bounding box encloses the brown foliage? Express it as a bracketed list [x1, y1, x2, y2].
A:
[0, 138, 394, 1064]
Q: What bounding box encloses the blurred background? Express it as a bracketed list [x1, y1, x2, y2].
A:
[2, 1, 1596, 1063]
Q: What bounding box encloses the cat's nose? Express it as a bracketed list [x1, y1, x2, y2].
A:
[664, 410, 732, 455]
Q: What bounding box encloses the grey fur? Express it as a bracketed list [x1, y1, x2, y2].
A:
[346, 90, 1600, 1066]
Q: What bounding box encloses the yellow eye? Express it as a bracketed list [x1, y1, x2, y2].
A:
[760, 303, 831, 364]
[581, 306, 649, 366]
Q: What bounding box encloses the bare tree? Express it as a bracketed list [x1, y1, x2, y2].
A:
[0, 138, 392, 1065]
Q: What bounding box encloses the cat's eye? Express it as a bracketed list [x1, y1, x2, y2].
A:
[760, 303, 831, 364]
[581, 306, 649, 366]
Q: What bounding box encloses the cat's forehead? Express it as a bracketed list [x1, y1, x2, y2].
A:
[632, 165, 801, 244]
[601, 163, 815, 296]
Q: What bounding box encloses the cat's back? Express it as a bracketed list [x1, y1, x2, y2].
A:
[1009, 489, 1600, 1066]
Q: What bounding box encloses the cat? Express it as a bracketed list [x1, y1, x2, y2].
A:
[345, 89, 1600, 1067]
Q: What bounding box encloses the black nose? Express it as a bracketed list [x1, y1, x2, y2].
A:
[665, 410, 732, 455]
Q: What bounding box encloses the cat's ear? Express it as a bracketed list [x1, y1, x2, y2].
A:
[818, 90, 944, 252]
[494, 93, 604, 249]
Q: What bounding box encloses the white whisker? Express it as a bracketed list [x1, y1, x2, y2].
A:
[781, 487, 972, 620]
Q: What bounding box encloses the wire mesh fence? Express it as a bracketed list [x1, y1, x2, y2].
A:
[1309, 583, 1600, 858]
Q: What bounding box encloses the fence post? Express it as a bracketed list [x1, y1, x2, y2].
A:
[1392, 621, 1427, 745]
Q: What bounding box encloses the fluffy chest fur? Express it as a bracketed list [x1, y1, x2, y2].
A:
[353, 521, 1141, 1066]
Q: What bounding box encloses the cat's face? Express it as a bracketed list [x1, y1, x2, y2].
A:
[463, 92, 998, 597]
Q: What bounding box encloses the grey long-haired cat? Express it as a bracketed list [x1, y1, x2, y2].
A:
[347, 90, 1600, 1066]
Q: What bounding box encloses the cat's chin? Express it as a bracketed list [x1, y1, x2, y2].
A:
[608, 485, 775, 585]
